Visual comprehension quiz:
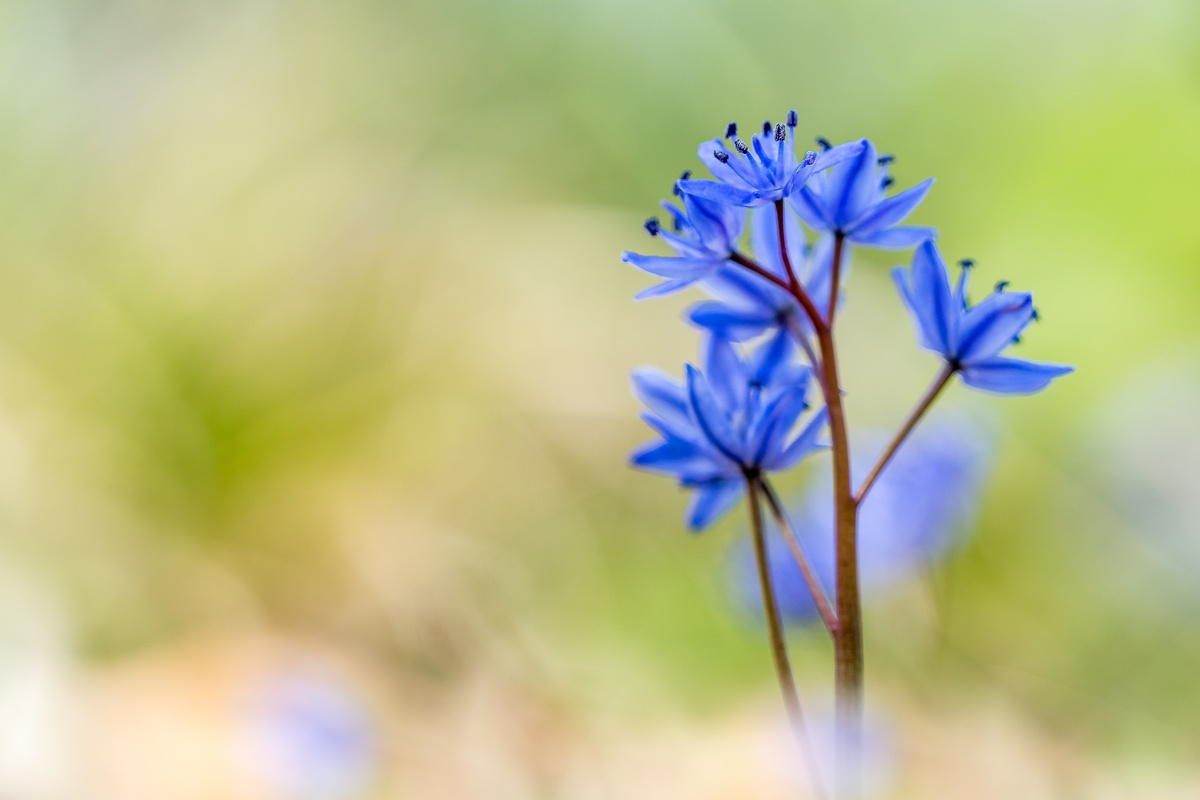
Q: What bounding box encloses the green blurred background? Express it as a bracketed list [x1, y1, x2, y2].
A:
[0, 0, 1198, 797]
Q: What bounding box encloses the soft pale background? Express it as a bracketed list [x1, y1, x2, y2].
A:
[0, 0, 1198, 797]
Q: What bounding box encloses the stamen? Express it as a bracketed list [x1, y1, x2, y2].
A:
[762, 121, 771, 136]
[815, 137, 832, 151]
[803, 151, 817, 166]
[959, 259, 975, 269]
[877, 155, 895, 165]
[787, 110, 798, 128]
[714, 150, 730, 163]
[733, 138, 750, 155]
[994, 280, 1009, 292]
[725, 122, 738, 138]
[644, 218, 660, 236]
[1031, 308, 1040, 322]
[672, 182, 682, 196]
[774, 123, 786, 142]
[881, 176, 895, 189]
[679, 170, 692, 181]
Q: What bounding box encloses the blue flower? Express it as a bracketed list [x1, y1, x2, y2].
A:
[892, 241, 1073, 394]
[630, 333, 829, 530]
[788, 138, 935, 249]
[621, 188, 746, 300]
[677, 113, 867, 208]
[734, 416, 993, 624]
[687, 204, 843, 342]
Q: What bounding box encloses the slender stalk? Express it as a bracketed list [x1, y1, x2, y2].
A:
[854, 364, 955, 504]
[827, 234, 845, 327]
[775, 200, 804, 295]
[784, 314, 824, 379]
[733, 248, 827, 336]
[731, 251, 793, 295]
[746, 475, 827, 800]
[759, 477, 838, 636]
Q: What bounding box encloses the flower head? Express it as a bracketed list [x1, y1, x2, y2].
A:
[789, 138, 935, 249]
[622, 186, 745, 300]
[678, 114, 866, 208]
[687, 204, 843, 342]
[892, 241, 1073, 394]
[630, 333, 828, 530]
[734, 416, 993, 624]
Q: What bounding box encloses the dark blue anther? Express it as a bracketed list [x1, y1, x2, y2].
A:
[725, 122, 738, 138]
[787, 110, 798, 127]
[1031, 308, 1040, 322]
[733, 138, 750, 155]
[994, 280, 1009, 292]
[680, 170, 692, 181]
[762, 121, 771, 136]
[877, 155, 895, 165]
[881, 176, 895, 189]
[714, 150, 730, 163]
[644, 218, 660, 236]
[672, 182, 682, 196]
[959, 259, 975, 269]
[1012, 334, 1022, 345]
[815, 137, 832, 151]
[774, 123, 786, 142]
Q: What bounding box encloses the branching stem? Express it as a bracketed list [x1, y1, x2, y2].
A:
[759, 477, 838, 636]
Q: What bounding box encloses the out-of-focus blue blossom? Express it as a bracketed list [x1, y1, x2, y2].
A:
[687, 205, 844, 343]
[788, 138, 935, 249]
[622, 189, 746, 300]
[240, 672, 377, 800]
[678, 113, 866, 208]
[733, 416, 993, 624]
[630, 333, 828, 531]
[892, 240, 1073, 394]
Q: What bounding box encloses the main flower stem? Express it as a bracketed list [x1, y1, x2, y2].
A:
[746, 474, 826, 800]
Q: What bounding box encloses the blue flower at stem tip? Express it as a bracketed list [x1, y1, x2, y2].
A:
[789, 138, 935, 249]
[630, 333, 829, 530]
[892, 240, 1074, 393]
[621, 188, 745, 299]
[678, 112, 867, 208]
[688, 204, 844, 344]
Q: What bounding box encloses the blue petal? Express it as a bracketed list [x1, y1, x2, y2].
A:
[749, 204, 804, 282]
[748, 385, 809, 467]
[767, 407, 830, 471]
[687, 302, 777, 341]
[955, 291, 1034, 363]
[851, 226, 936, 249]
[702, 264, 780, 309]
[746, 327, 797, 386]
[958, 357, 1074, 394]
[830, 139, 878, 229]
[696, 140, 756, 192]
[686, 479, 744, 531]
[634, 277, 701, 301]
[631, 367, 690, 425]
[787, 185, 834, 232]
[630, 436, 706, 474]
[702, 336, 746, 413]
[813, 139, 867, 172]
[678, 179, 758, 207]
[681, 192, 737, 252]
[845, 178, 934, 240]
[686, 364, 745, 464]
[622, 252, 722, 281]
[907, 241, 956, 355]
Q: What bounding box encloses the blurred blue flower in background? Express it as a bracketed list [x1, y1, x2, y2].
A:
[622, 190, 746, 300]
[240, 672, 378, 800]
[630, 334, 828, 531]
[687, 205, 842, 341]
[734, 415, 994, 624]
[893, 240, 1074, 394]
[788, 138, 935, 249]
[678, 113, 865, 207]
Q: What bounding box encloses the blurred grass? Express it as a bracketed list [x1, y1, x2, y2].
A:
[0, 0, 1195, 778]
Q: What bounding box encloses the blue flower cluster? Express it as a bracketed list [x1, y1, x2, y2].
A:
[625, 111, 1071, 529]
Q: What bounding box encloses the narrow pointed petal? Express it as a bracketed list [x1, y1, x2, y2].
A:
[746, 328, 797, 386]
[831, 139, 878, 228]
[686, 364, 744, 463]
[681, 192, 735, 252]
[958, 357, 1074, 394]
[907, 241, 956, 355]
[678, 178, 757, 207]
[630, 436, 706, 474]
[702, 336, 745, 412]
[787, 186, 835, 232]
[955, 291, 1034, 363]
[634, 276, 701, 300]
[852, 225, 937, 249]
[749, 386, 809, 467]
[702, 265, 779, 309]
[813, 139, 867, 172]
[685, 480, 744, 531]
[631, 367, 689, 423]
[768, 407, 830, 470]
[687, 302, 776, 341]
[622, 252, 721, 281]
[845, 178, 934, 239]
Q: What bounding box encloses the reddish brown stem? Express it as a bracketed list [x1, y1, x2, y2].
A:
[827, 234, 845, 327]
[759, 477, 839, 636]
